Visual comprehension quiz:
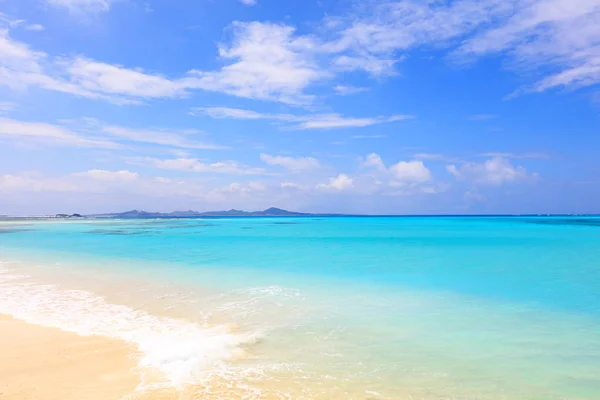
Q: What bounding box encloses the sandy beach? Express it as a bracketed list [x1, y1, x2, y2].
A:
[0, 314, 140, 400]
[0, 314, 260, 400]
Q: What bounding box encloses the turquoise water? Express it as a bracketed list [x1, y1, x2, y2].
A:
[1, 216, 600, 399]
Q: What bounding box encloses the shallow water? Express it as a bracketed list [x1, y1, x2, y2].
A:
[1, 216, 599, 399]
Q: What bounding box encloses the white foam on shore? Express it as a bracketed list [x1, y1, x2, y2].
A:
[0, 263, 262, 391]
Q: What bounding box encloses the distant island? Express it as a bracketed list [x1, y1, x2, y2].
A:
[3, 210, 593, 219]
[89, 207, 321, 218]
[55, 213, 84, 218]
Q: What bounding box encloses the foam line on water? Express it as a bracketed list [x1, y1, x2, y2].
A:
[0, 263, 261, 391]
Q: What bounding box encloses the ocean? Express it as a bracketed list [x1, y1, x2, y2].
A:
[1, 216, 599, 399]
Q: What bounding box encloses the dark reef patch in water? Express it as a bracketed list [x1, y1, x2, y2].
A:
[0, 228, 33, 234]
[272, 222, 298, 225]
[86, 229, 155, 235]
[524, 218, 600, 227]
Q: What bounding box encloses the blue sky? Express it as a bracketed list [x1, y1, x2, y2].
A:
[0, 0, 599, 215]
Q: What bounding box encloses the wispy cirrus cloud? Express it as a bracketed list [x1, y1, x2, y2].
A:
[100, 125, 226, 150]
[24, 24, 45, 31]
[0, 117, 225, 150]
[295, 114, 410, 129]
[454, 0, 600, 94]
[0, 12, 44, 31]
[0, 31, 145, 105]
[321, 0, 514, 77]
[46, 0, 118, 14]
[128, 157, 267, 175]
[0, 101, 16, 114]
[260, 153, 320, 171]
[0, 118, 119, 148]
[193, 106, 413, 130]
[333, 85, 370, 95]
[323, 0, 600, 96]
[73, 169, 139, 182]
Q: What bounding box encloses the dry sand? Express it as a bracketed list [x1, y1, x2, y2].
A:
[0, 314, 141, 400]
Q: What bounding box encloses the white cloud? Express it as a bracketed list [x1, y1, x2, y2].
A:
[4, 0, 599, 107]
[247, 181, 265, 190]
[362, 153, 387, 172]
[169, 149, 192, 158]
[0, 171, 290, 213]
[333, 55, 398, 76]
[0, 101, 16, 114]
[389, 160, 431, 182]
[199, 107, 266, 120]
[280, 181, 307, 190]
[101, 125, 225, 149]
[322, 0, 513, 76]
[413, 153, 445, 160]
[260, 153, 320, 171]
[240, 0, 257, 5]
[446, 157, 536, 185]
[317, 173, 354, 190]
[131, 157, 267, 175]
[362, 153, 432, 182]
[0, 170, 206, 199]
[73, 169, 139, 182]
[25, 24, 45, 31]
[194, 106, 413, 130]
[0, 13, 44, 32]
[46, 0, 116, 14]
[357, 153, 442, 196]
[294, 114, 410, 130]
[65, 57, 186, 99]
[455, 0, 600, 93]
[0, 173, 79, 193]
[0, 118, 119, 148]
[0, 29, 45, 74]
[321, 0, 600, 95]
[0, 31, 141, 105]
[184, 21, 325, 105]
[333, 85, 370, 95]
[0, 117, 227, 150]
[0, 22, 327, 105]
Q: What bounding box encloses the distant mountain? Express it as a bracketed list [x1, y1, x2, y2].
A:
[255, 207, 304, 216]
[91, 207, 313, 218]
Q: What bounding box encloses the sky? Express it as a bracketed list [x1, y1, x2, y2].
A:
[0, 0, 599, 215]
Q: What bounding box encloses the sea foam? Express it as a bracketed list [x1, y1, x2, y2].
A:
[0, 263, 261, 391]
